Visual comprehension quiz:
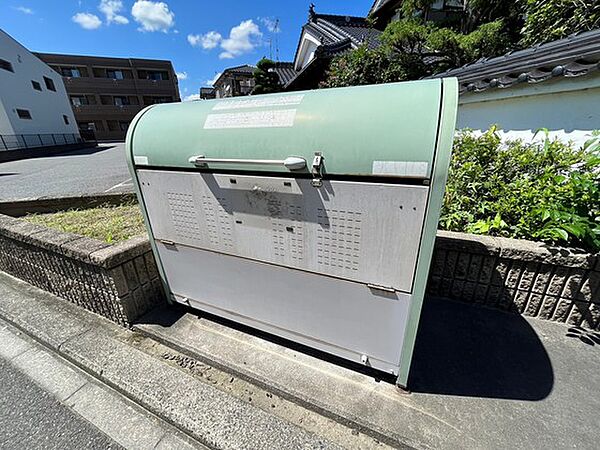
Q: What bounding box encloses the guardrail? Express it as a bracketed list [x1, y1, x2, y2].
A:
[0, 133, 94, 151]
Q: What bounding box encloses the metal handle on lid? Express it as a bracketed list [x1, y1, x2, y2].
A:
[188, 155, 307, 171]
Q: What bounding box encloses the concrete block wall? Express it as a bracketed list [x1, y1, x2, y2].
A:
[0, 210, 598, 330]
[428, 231, 600, 330]
[0, 213, 164, 327]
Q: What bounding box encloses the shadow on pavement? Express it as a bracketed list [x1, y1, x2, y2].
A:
[408, 296, 554, 401]
[138, 296, 554, 401]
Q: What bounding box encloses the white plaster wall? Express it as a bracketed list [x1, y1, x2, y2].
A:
[0, 29, 78, 138]
[457, 76, 600, 148]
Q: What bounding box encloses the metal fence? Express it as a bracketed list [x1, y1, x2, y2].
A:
[0, 133, 94, 152]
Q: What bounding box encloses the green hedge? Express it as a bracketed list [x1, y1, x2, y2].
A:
[440, 128, 600, 252]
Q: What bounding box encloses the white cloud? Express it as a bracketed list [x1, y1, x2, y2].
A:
[205, 72, 222, 86]
[176, 71, 188, 80]
[131, 0, 174, 32]
[15, 6, 34, 14]
[183, 93, 201, 102]
[260, 17, 280, 33]
[72, 12, 102, 30]
[187, 31, 222, 49]
[219, 19, 262, 59]
[99, 0, 129, 25]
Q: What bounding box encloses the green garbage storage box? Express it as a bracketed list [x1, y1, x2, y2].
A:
[126, 78, 458, 388]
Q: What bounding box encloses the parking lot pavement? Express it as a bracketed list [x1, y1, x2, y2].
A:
[0, 143, 132, 201]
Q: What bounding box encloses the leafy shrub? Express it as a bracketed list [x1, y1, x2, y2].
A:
[441, 128, 600, 251]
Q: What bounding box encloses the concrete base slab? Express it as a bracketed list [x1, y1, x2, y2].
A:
[135, 297, 600, 449]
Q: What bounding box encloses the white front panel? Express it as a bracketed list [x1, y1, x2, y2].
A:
[156, 241, 410, 373]
[138, 170, 428, 292]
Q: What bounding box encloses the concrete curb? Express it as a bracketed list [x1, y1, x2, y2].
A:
[0, 142, 97, 163]
[0, 193, 136, 217]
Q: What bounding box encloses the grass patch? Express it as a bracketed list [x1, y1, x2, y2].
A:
[25, 202, 146, 244]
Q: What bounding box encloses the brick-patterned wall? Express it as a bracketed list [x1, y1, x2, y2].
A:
[428, 231, 600, 330]
[0, 214, 164, 327]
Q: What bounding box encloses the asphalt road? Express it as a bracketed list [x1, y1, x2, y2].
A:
[0, 357, 121, 450]
[0, 143, 133, 201]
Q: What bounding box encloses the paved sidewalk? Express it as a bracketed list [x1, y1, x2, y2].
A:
[0, 272, 385, 450]
[0, 321, 206, 450]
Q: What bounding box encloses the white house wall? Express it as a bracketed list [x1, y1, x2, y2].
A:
[294, 31, 321, 71]
[0, 29, 78, 139]
[457, 75, 600, 147]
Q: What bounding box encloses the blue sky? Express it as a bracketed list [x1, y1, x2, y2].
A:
[1, 1, 372, 100]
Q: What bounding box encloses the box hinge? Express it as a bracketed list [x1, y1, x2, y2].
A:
[367, 283, 396, 293]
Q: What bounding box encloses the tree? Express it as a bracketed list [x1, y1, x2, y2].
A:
[321, 45, 425, 88]
[323, 18, 511, 88]
[520, 0, 600, 46]
[252, 58, 282, 95]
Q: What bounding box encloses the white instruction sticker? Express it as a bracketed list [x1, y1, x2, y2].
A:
[133, 155, 149, 165]
[204, 109, 297, 129]
[213, 94, 304, 110]
[372, 161, 430, 178]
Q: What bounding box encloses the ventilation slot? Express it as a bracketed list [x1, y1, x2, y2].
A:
[202, 195, 233, 248]
[317, 208, 362, 271]
[166, 192, 202, 241]
[272, 203, 304, 262]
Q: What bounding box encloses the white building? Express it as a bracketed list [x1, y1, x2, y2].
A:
[433, 29, 600, 148]
[0, 29, 79, 150]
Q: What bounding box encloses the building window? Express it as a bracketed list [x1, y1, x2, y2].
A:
[114, 96, 129, 106]
[63, 115, 70, 125]
[107, 69, 124, 80]
[70, 96, 87, 106]
[16, 109, 32, 119]
[31, 80, 42, 91]
[43, 76, 56, 91]
[0, 58, 14, 72]
[138, 70, 168, 81]
[61, 67, 81, 77]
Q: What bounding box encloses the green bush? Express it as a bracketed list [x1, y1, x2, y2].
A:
[441, 128, 600, 252]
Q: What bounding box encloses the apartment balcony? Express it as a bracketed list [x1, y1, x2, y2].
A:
[71, 104, 144, 120]
[62, 77, 178, 96]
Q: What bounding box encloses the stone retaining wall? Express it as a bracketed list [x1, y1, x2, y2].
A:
[428, 231, 600, 330]
[0, 209, 598, 330]
[0, 213, 163, 327]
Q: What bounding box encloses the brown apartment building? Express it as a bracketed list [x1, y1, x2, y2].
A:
[34, 53, 180, 140]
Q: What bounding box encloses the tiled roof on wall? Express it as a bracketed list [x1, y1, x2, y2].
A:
[430, 29, 600, 94]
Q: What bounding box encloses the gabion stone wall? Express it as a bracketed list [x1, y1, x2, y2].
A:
[428, 231, 600, 330]
[0, 214, 164, 327]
